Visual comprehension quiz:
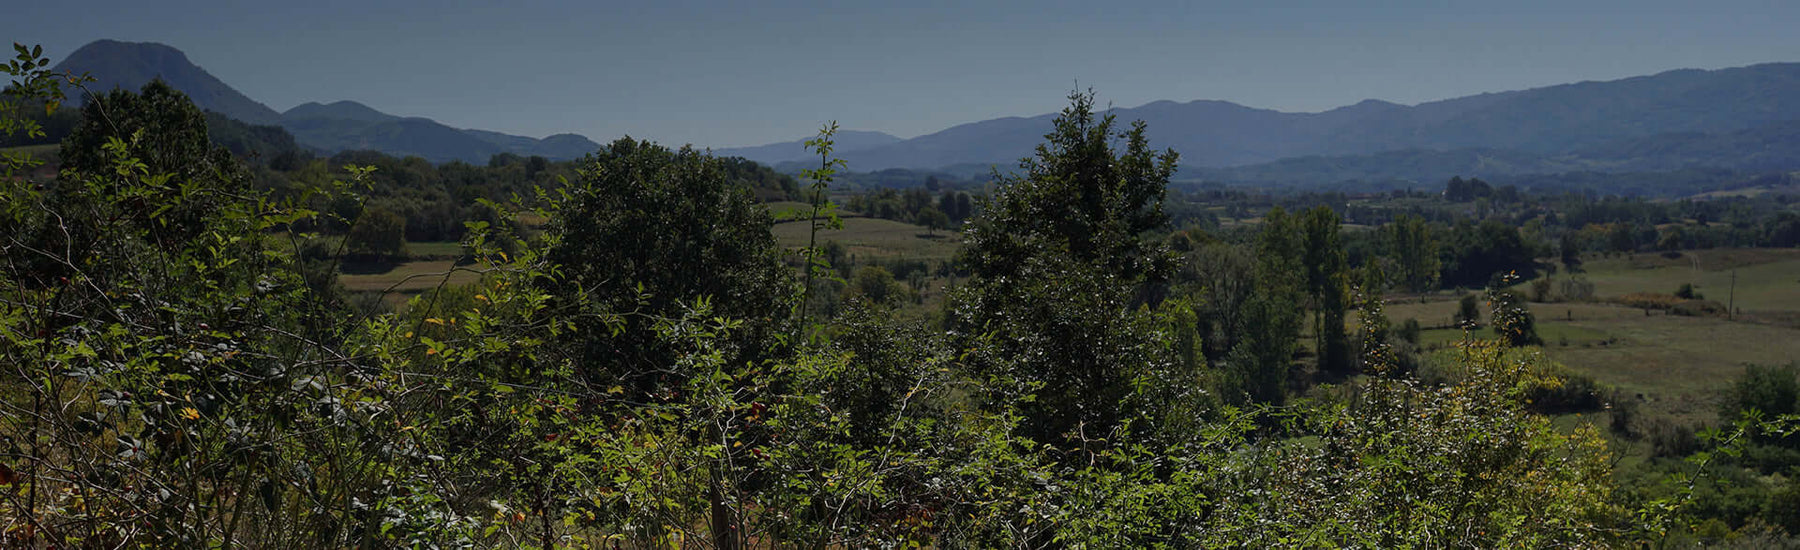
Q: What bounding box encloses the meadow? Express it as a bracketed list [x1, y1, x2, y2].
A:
[1389, 249, 1800, 427]
[770, 216, 962, 262]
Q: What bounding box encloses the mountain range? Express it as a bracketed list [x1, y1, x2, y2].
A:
[45, 39, 1800, 185]
[51, 40, 598, 163]
[727, 64, 1800, 185]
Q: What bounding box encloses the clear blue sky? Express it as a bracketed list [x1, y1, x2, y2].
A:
[8, 0, 1799, 148]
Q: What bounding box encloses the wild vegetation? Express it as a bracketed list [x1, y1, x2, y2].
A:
[8, 44, 1800, 548]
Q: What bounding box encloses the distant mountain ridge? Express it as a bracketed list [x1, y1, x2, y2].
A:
[49, 39, 1800, 182]
[711, 130, 903, 166]
[729, 62, 1800, 180]
[52, 40, 600, 163]
[275, 99, 600, 162]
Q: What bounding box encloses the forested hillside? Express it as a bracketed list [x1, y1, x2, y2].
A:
[9, 44, 1800, 549]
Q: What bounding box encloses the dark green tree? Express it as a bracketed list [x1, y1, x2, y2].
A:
[61, 79, 238, 180]
[57, 79, 245, 249]
[1443, 219, 1536, 288]
[544, 138, 793, 391]
[1722, 364, 1800, 423]
[343, 204, 409, 262]
[1560, 232, 1584, 273]
[917, 205, 949, 235]
[1385, 214, 1441, 293]
[846, 265, 901, 305]
[1227, 207, 1305, 403]
[1301, 206, 1351, 376]
[952, 90, 1181, 443]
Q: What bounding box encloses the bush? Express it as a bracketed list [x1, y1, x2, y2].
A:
[1608, 390, 1639, 436]
[1722, 364, 1800, 440]
[1559, 277, 1596, 301]
[1648, 418, 1702, 457]
[1455, 294, 1482, 329]
[1530, 276, 1554, 302]
[1398, 318, 1422, 344]
[1527, 372, 1607, 414]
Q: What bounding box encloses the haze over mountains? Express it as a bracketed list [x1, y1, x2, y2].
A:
[46, 39, 1800, 184]
[51, 40, 599, 163]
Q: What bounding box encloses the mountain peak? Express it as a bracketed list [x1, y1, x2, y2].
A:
[66, 40, 193, 66]
[52, 39, 282, 125]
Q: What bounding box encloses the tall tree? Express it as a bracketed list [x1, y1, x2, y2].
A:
[1301, 206, 1351, 376]
[1227, 207, 1304, 403]
[1385, 214, 1441, 293]
[952, 90, 1181, 442]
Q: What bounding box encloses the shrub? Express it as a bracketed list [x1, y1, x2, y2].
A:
[1530, 276, 1554, 302]
[1559, 277, 1596, 301]
[1398, 318, 1422, 344]
[1455, 294, 1482, 329]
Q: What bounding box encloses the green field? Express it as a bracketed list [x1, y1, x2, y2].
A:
[406, 240, 466, 259]
[772, 217, 961, 261]
[338, 260, 482, 293]
[1389, 249, 1800, 426]
[1577, 248, 1800, 316]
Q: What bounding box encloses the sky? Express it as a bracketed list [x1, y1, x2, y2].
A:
[8, 0, 1800, 148]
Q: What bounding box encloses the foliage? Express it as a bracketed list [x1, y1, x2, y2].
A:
[1442, 219, 1538, 289]
[1487, 272, 1543, 347]
[951, 89, 1185, 443]
[61, 79, 241, 186]
[542, 137, 792, 393]
[843, 266, 908, 306]
[1723, 364, 1800, 429]
[1384, 213, 1441, 293]
[1456, 293, 1483, 329]
[342, 203, 409, 262]
[795, 122, 847, 330]
[1229, 207, 1306, 404]
[1301, 206, 1352, 376]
